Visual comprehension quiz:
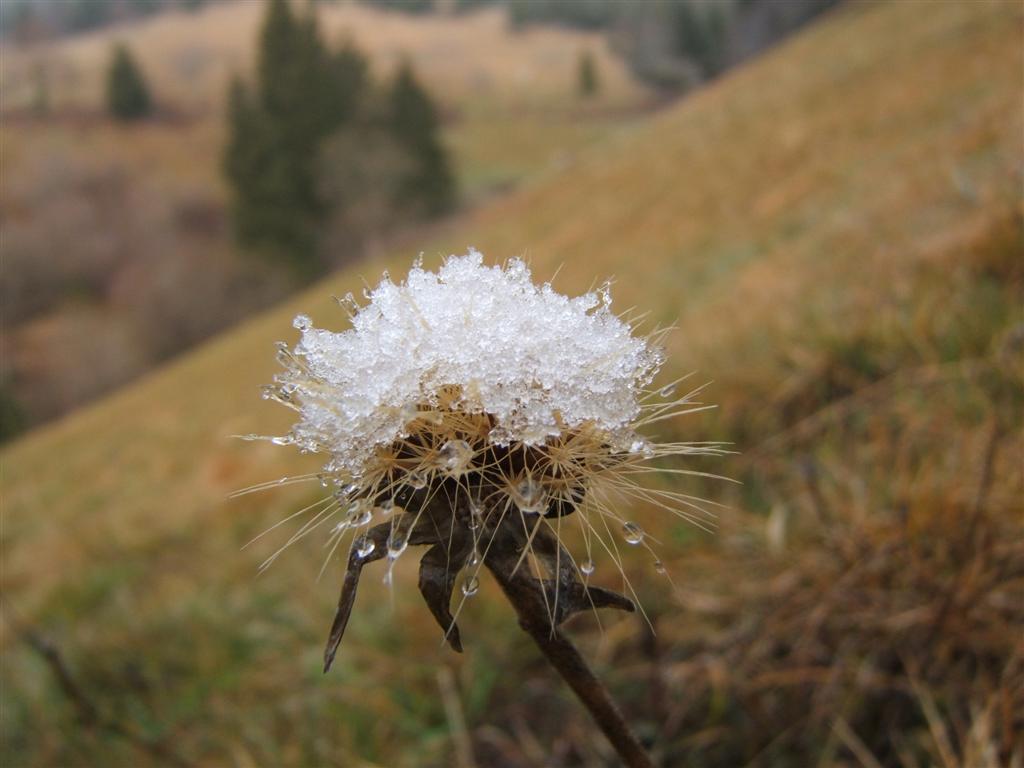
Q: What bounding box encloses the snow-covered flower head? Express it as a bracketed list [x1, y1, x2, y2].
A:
[242, 250, 723, 664]
[279, 249, 661, 471]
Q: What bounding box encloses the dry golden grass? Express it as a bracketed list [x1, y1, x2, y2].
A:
[2, 2, 1021, 766]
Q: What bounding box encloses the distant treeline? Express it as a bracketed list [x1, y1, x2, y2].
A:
[0, 0, 219, 41]
[362, 0, 843, 89]
[4, 0, 841, 91]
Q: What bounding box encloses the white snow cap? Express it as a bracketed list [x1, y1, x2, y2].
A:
[281, 250, 663, 473]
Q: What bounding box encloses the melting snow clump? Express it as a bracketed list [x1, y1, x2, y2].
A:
[273, 250, 663, 474]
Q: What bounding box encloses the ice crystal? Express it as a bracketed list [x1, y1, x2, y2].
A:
[273, 250, 663, 475]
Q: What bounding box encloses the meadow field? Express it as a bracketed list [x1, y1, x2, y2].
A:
[1, 1, 1022, 766]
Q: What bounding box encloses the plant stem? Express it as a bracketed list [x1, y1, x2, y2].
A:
[490, 565, 655, 768]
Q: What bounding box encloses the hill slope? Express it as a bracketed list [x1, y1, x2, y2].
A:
[2, 2, 1021, 766]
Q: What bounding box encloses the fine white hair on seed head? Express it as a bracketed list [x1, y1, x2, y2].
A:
[237, 250, 727, 595]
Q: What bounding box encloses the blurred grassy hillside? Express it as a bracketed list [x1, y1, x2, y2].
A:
[2, 1, 1022, 766]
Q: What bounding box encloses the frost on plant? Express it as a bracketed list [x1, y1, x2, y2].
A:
[238, 250, 724, 666]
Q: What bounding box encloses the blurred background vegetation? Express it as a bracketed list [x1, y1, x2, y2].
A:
[1, 1, 1021, 766]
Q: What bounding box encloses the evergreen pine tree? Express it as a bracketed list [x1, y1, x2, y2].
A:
[388, 61, 455, 218]
[223, 0, 367, 279]
[106, 44, 152, 121]
[577, 49, 599, 99]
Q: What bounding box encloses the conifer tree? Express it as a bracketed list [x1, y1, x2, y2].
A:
[106, 44, 152, 121]
[223, 0, 366, 279]
[388, 61, 455, 218]
[577, 49, 599, 99]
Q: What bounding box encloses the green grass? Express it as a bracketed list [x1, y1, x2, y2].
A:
[2, 2, 1022, 766]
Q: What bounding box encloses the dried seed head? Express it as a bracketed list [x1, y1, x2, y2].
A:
[245, 251, 725, 591]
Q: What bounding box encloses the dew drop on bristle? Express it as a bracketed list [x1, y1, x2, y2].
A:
[438, 439, 473, 475]
[461, 576, 479, 597]
[513, 477, 547, 514]
[355, 536, 375, 558]
[292, 314, 312, 331]
[348, 500, 372, 527]
[387, 530, 408, 559]
[653, 560, 667, 574]
[580, 559, 595, 576]
[468, 549, 481, 568]
[659, 383, 677, 398]
[622, 522, 645, 545]
[406, 470, 428, 490]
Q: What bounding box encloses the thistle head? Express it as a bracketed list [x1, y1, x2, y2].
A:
[244, 250, 722, 661]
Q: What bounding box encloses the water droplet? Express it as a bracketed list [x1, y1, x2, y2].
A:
[355, 536, 375, 558]
[468, 550, 481, 567]
[348, 500, 372, 527]
[653, 560, 667, 574]
[461, 576, 479, 597]
[332, 521, 347, 533]
[629, 439, 647, 455]
[659, 383, 677, 398]
[270, 435, 294, 446]
[387, 530, 408, 559]
[292, 314, 312, 331]
[318, 473, 331, 488]
[406, 470, 428, 490]
[622, 522, 645, 545]
[376, 498, 395, 515]
[468, 508, 482, 531]
[438, 439, 473, 476]
[580, 559, 595, 576]
[512, 477, 547, 515]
